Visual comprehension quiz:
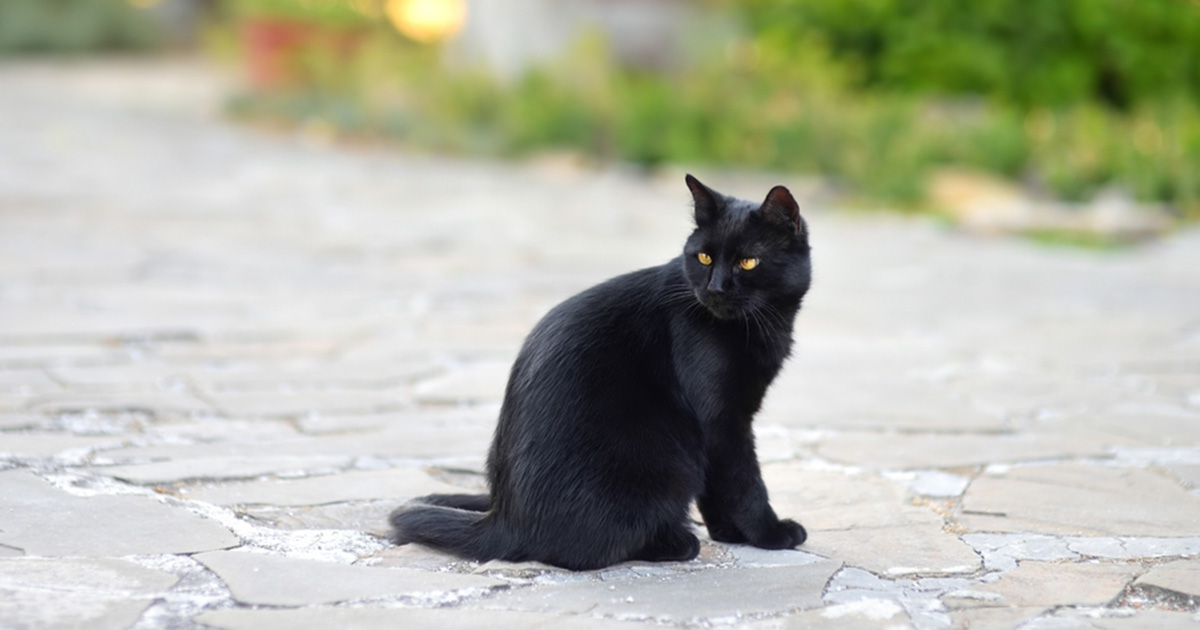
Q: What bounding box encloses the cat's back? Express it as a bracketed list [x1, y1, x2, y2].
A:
[523, 261, 677, 362]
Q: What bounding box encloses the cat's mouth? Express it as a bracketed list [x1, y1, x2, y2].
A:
[697, 293, 738, 320]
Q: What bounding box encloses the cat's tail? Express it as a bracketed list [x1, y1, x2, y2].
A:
[388, 501, 508, 561]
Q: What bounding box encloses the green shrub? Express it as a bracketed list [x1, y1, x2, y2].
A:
[0, 0, 160, 53]
[219, 0, 1200, 216]
[743, 0, 1200, 109]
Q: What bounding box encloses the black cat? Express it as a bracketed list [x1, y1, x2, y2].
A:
[389, 175, 811, 570]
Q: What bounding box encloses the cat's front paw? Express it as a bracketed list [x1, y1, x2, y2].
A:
[750, 518, 807, 549]
[778, 518, 807, 547]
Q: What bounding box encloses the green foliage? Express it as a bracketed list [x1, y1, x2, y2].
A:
[0, 0, 160, 53]
[232, 0, 373, 26]
[222, 0, 1200, 216]
[743, 0, 1200, 109]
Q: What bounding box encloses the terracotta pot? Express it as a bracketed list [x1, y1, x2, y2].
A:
[242, 18, 368, 91]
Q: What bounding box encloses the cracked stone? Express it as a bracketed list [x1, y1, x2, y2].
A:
[1119, 538, 1200, 559]
[413, 360, 511, 404]
[197, 607, 656, 630]
[90, 455, 354, 484]
[944, 561, 1138, 609]
[960, 464, 1200, 536]
[180, 467, 469, 506]
[0, 433, 125, 457]
[727, 544, 827, 568]
[763, 364, 1009, 433]
[962, 534, 1078, 571]
[950, 606, 1049, 630]
[741, 599, 914, 629]
[0, 413, 44, 430]
[469, 562, 842, 622]
[764, 467, 981, 575]
[884, 470, 972, 498]
[202, 390, 409, 418]
[100, 420, 492, 462]
[241, 500, 393, 532]
[816, 432, 1121, 470]
[1024, 609, 1200, 629]
[0, 591, 153, 630]
[1134, 559, 1200, 597]
[24, 391, 215, 417]
[0, 556, 179, 629]
[194, 549, 504, 606]
[0, 470, 239, 556]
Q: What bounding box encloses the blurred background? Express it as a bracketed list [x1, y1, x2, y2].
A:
[4, 0, 1199, 242]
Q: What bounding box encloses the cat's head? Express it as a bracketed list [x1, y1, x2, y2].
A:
[681, 175, 811, 321]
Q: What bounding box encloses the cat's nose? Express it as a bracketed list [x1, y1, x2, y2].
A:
[707, 270, 729, 295]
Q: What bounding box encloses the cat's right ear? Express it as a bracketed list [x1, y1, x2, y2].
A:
[685, 174, 719, 227]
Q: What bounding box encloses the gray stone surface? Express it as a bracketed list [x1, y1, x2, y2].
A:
[1135, 559, 1200, 597]
[0, 557, 179, 630]
[194, 550, 504, 606]
[945, 561, 1138, 609]
[198, 608, 656, 630]
[816, 432, 1122, 470]
[0, 433, 125, 457]
[91, 455, 354, 484]
[960, 465, 1200, 536]
[765, 467, 981, 575]
[471, 562, 842, 622]
[743, 600, 914, 629]
[180, 467, 469, 506]
[1025, 610, 1200, 629]
[0, 470, 239, 556]
[3, 58, 1200, 629]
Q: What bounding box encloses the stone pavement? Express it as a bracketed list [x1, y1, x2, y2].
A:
[2, 59, 1200, 630]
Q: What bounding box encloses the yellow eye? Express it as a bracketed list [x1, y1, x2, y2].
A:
[697, 252, 712, 266]
[739, 257, 760, 271]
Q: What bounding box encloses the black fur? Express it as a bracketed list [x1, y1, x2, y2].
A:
[389, 175, 812, 570]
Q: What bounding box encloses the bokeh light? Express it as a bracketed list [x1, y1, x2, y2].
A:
[385, 0, 466, 43]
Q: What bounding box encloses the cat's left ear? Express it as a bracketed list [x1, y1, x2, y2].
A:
[760, 185, 806, 240]
[686, 174, 720, 227]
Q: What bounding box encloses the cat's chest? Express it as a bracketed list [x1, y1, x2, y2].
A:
[672, 320, 790, 418]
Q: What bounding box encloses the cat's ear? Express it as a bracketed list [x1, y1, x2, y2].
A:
[685, 174, 720, 226]
[760, 185, 806, 239]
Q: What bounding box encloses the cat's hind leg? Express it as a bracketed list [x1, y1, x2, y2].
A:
[631, 522, 700, 562]
[411, 493, 491, 512]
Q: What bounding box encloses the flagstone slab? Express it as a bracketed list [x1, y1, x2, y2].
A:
[741, 600, 914, 629]
[949, 606, 1050, 630]
[0, 555, 179, 626]
[0, 470, 238, 556]
[1134, 559, 1200, 597]
[100, 421, 492, 462]
[763, 368, 1009, 432]
[194, 550, 504, 606]
[413, 360, 512, 404]
[24, 391, 215, 417]
[0, 556, 178, 594]
[0, 590, 152, 630]
[197, 607, 655, 630]
[0, 413, 45, 430]
[202, 390, 409, 418]
[469, 562, 842, 622]
[241, 500, 394, 533]
[0, 433, 124, 457]
[815, 431, 1123, 470]
[960, 464, 1200, 536]
[1026, 609, 1200, 629]
[943, 561, 1138, 609]
[762, 467, 981, 575]
[180, 467, 468, 506]
[90, 455, 354, 484]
